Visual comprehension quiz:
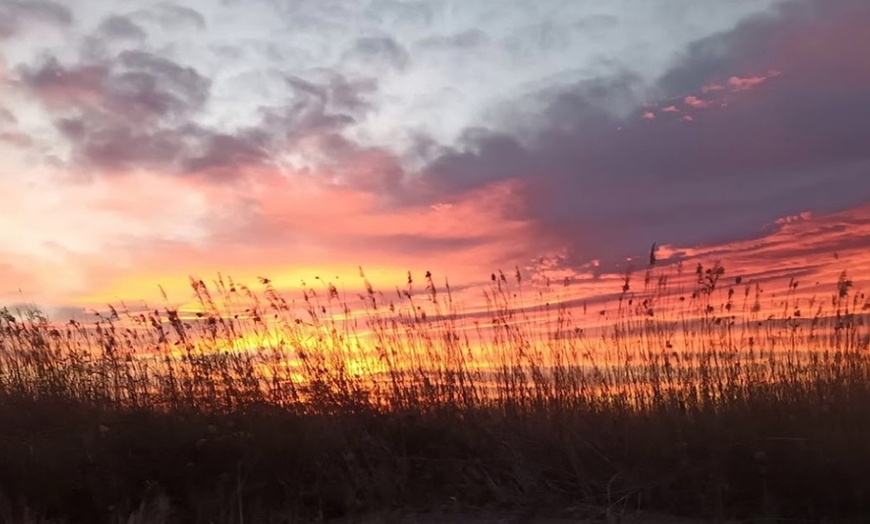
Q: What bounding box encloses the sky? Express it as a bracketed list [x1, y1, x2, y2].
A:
[1, 0, 869, 315]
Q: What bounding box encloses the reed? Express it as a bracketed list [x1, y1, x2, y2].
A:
[1, 263, 868, 522]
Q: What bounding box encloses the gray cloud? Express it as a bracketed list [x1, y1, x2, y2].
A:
[344, 36, 410, 72]
[412, 0, 870, 270]
[0, 108, 15, 125]
[5, 0, 790, 181]
[0, 0, 71, 39]
[19, 50, 216, 173]
[18, 46, 381, 178]
[182, 132, 270, 174]
[21, 50, 210, 119]
[282, 74, 373, 124]
[96, 15, 147, 41]
[157, 3, 205, 29]
[336, 233, 492, 256]
[134, 3, 205, 32]
[416, 29, 489, 52]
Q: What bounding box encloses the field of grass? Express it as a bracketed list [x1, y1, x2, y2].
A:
[1, 263, 869, 523]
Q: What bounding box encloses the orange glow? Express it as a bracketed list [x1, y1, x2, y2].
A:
[3, 157, 869, 333]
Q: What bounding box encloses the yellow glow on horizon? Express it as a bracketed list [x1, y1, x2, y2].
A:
[72, 262, 443, 308]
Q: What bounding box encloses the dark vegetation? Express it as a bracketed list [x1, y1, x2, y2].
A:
[1, 264, 869, 522]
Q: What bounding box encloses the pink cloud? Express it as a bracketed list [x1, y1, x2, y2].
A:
[0, 160, 543, 308]
[775, 211, 813, 225]
[674, 204, 870, 295]
[0, 131, 31, 147]
[684, 96, 711, 109]
[728, 70, 781, 92]
[701, 83, 726, 94]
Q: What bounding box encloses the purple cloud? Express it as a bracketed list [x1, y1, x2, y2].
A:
[409, 0, 870, 270]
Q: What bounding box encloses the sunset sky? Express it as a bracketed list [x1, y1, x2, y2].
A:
[1, 0, 869, 316]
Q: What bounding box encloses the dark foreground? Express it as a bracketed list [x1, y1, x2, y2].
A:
[1, 385, 869, 523]
[2, 268, 869, 522]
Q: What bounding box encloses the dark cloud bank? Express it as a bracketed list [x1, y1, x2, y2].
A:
[414, 0, 870, 269]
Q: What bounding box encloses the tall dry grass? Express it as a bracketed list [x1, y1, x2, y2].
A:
[1, 263, 869, 522]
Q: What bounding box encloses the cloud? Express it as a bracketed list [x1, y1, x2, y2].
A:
[343, 37, 410, 72]
[142, 3, 206, 31]
[683, 96, 710, 109]
[727, 73, 778, 92]
[0, 0, 72, 39]
[0, 168, 537, 306]
[17, 50, 213, 173]
[23, 50, 210, 116]
[0, 107, 15, 124]
[408, 0, 870, 271]
[669, 204, 870, 297]
[4, 0, 869, 310]
[3, 0, 790, 178]
[96, 15, 147, 41]
[14, 37, 384, 178]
